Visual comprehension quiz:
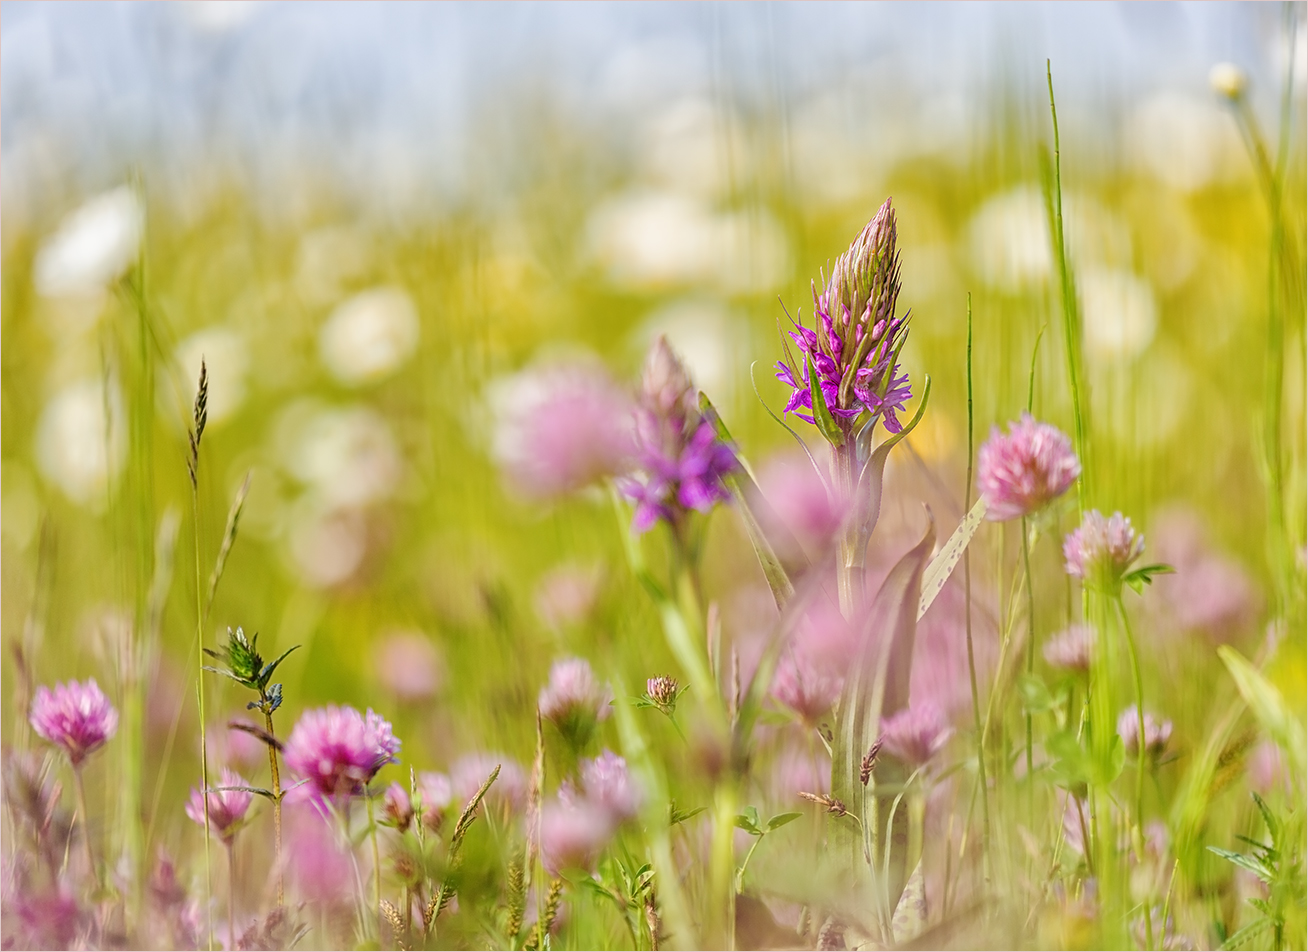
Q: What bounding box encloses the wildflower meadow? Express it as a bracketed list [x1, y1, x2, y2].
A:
[2, 4, 1305, 950]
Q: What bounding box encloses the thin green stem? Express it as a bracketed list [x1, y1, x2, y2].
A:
[1022, 518, 1036, 784]
[1046, 62, 1089, 507]
[367, 792, 382, 942]
[225, 841, 236, 949]
[735, 835, 763, 894]
[1117, 594, 1153, 950]
[72, 764, 99, 889]
[963, 293, 991, 866]
[263, 710, 285, 906]
[191, 488, 214, 952]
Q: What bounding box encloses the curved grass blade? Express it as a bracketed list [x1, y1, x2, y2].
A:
[918, 497, 987, 621]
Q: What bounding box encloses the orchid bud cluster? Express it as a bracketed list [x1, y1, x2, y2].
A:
[776, 198, 913, 439]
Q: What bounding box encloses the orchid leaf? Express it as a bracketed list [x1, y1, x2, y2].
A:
[918, 496, 987, 620]
[832, 513, 935, 897]
[806, 353, 845, 448]
[699, 390, 804, 609]
[854, 375, 931, 560]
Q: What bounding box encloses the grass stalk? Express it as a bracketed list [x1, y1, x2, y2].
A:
[963, 293, 991, 867]
[188, 359, 214, 952]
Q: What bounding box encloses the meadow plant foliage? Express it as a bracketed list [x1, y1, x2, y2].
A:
[3, 41, 1307, 952]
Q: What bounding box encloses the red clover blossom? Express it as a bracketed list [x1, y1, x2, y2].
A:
[29, 678, 118, 767]
[185, 768, 254, 844]
[282, 704, 401, 802]
[976, 413, 1080, 521]
[1064, 510, 1146, 590]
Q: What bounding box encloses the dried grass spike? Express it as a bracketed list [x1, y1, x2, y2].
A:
[380, 899, 408, 950]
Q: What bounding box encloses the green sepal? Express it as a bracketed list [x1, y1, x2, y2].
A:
[1123, 562, 1175, 594]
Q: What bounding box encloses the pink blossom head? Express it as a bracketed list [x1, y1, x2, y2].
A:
[539, 658, 612, 747]
[540, 799, 614, 875]
[573, 749, 642, 823]
[492, 362, 636, 500]
[1064, 510, 1146, 590]
[879, 703, 953, 768]
[1117, 708, 1172, 760]
[534, 564, 602, 631]
[415, 771, 453, 829]
[282, 705, 402, 802]
[374, 630, 443, 703]
[185, 768, 254, 844]
[1043, 624, 1096, 674]
[770, 646, 842, 726]
[976, 414, 1080, 522]
[381, 782, 414, 830]
[29, 678, 118, 767]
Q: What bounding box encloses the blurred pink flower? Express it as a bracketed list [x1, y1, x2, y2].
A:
[185, 768, 253, 844]
[534, 564, 602, 630]
[416, 771, 453, 812]
[381, 782, 413, 830]
[283, 705, 401, 802]
[1117, 708, 1172, 759]
[1064, 510, 1145, 588]
[492, 362, 636, 500]
[769, 740, 830, 803]
[757, 453, 846, 556]
[29, 678, 118, 767]
[539, 658, 612, 743]
[1150, 507, 1259, 642]
[1247, 740, 1291, 796]
[1044, 624, 1096, 674]
[573, 749, 642, 823]
[880, 702, 953, 768]
[771, 646, 841, 726]
[205, 720, 266, 771]
[540, 799, 614, 875]
[450, 753, 527, 813]
[374, 630, 443, 702]
[976, 413, 1079, 522]
[285, 803, 352, 904]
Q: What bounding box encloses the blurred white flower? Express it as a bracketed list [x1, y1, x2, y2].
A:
[35, 379, 126, 505]
[586, 190, 789, 293]
[967, 186, 1051, 291]
[1127, 93, 1243, 193]
[295, 226, 372, 306]
[33, 187, 142, 298]
[175, 326, 249, 425]
[280, 404, 402, 507]
[184, 0, 259, 33]
[968, 187, 1134, 292]
[319, 286, 419, 385]
[1208, 62, 1248, 101]
[641, 98, 742, 200]
[1079, 268, 1157, 362]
